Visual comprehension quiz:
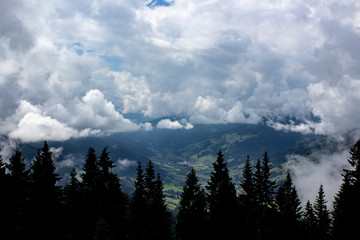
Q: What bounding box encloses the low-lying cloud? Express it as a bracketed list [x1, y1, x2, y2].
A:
[285, 151, 350, 208]
[156, 119, 194, 130]
[116, 158, 137, 171]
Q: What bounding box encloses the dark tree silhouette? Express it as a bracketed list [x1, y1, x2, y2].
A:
[6, 149, 30, 239]
[144, 161, 172, 240]
[98, 147, 128, 240]
[130, 161, 172, 240]
[332, 172, 352, 240]
[129, 162, 147, 240]
[81, 147, 101, 193]
[258, 151, 276, 208]
[176, 167, 207, 240]
[64, 168, 83, 240]
[253, 152, 277, 239]
[303, 200, 316, 240]
[0, 152, 11, 239]
[276, 173, 302, 240]
[206, 150, 237, 239]
[240, 156, 255, 203]
[239, 155, 258, 238]
[314, 185, 330, 240]
[28, 141, 63, 240]
[80, 147, 102, 239]
[332, 139, 360, 239]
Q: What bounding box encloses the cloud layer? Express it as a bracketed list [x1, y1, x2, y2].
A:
[1, 0, 360, 142]
[286, 151, 350, 207]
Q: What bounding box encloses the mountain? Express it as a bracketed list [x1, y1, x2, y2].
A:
[15, 122, 325, 209]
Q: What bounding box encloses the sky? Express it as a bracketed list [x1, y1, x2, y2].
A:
[1, 0, 360, 143]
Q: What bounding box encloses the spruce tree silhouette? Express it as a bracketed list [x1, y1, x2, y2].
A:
[314, 185, 330, 240]
[7, 149, 30, 239]
[239, 156, 257, 238]
[129, 162, 147, 240]
[303, 200, 316, 240]
[253, 152, 277, 239]
[80, 147, 102, 239]
[64, 168, 84, 240]
[276, 173, 302, 240]
[332, 172, 352, 240]
[0, 152, 11, 239]
[176, 167, 207, 240]
[98, 147, 128, 239]
[332, 139, 360, 239]
[206, 150, 237, 240]
[144, 161, 172, 240]
[29, 141, 63, 240]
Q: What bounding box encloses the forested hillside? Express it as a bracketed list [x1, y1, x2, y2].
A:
[1, 139, 360, 239]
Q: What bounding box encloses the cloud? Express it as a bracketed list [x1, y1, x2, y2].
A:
[190, 96, 261, 124]
[8, 112, 78, 142]
[70, 89, 139, 132]
[0, 0, 360, 141]
[116, 158, 137, 171]
[156, 119, 193, 130]
[139, 122, 153, 131]
[112, 71, 151, 114]
[2, 90, 141, 142]
[50, 146, 64, 161]
[307, 75, 360, 135]
[285, 151, 350, 208]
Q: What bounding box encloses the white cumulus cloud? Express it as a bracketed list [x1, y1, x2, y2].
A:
[9, 112, 78, 142]
[156, 118, 193, 130]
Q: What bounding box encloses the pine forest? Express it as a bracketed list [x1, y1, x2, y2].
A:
[1, 140, 360, 240]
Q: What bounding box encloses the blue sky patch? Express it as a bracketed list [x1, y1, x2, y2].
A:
[147, 0, 174, 8]
[101, 55, 124, 71]
[70, 42, 84, 55]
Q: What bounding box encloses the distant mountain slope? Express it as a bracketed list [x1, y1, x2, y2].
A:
[16, 122, 324, 209]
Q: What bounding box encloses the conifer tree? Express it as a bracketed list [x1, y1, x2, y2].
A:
[30, 142, 61, 194]
[239, 156, 257, 238]
[6, 149, 30, 239]
[66, 168, 82, 196]
[145, 160, 156, 200]
[332, 172, 352, 240]
[240, 156, 255, 203]
[259, 151, 276, 208]
[98, 147, 128, 240]
[252, 152, 277, 239]
[29, 141, 63, 240]
[144, 161, 172, 240]
[276, 173, 302, 222]
[0, 152, 11, 239]
[276, 173, 302, 240]
[313, 185, 330, 240]
[303, 200, 316, 240]
[176, 167, 207, 240]
[254, 158, 262, 203]
[332, 139, 360, 239]
[7, 149, 29, 181]
[129, 162, 147, 240]
[80, 147, 102, 239]
[64, 168, 83, 240]
[206, 150, 237, 239]
[81, 147, 100, 193]
[99, 147, 115, 176]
